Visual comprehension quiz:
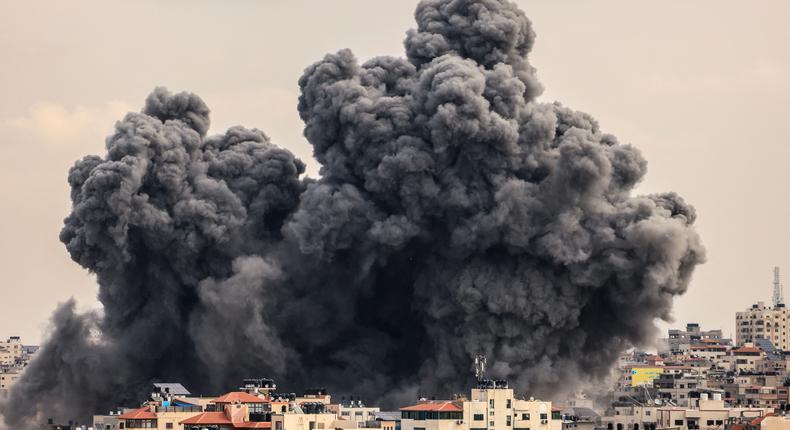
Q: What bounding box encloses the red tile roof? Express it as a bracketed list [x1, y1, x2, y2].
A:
[213, 392, 267, 404]
[751, 413, 774, 426]
[181, 412, 232, 425]
[401, 401, 463, 412]
[118, 407, 157, 420]
[734, 346, 762, 354]
[173, 398, 199, 406]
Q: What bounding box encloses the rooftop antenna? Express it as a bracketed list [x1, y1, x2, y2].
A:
[474, 354, 487, 381]
[774, 266, 784, 307]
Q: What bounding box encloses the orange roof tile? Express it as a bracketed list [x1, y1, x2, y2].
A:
[751, 413, 774, 426]
[119, 407, 157, 420]
[213, 392, 267, 404]
[401, 401, 462, 412]
[734, 346, 762, 353]
[181, 412, 232, 425]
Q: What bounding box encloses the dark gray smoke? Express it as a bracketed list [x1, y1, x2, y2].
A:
[0, 0, 704, 427]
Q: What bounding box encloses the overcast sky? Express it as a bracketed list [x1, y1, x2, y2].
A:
[1, 0, 789, 344]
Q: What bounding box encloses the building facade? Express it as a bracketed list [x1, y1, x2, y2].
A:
[736, 302, 790, 350]
[401, 381, 559, 430]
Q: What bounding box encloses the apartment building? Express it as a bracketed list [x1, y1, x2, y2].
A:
[665, 324, 729, 354]
[655, 395, 771, 430]
[736, 302, 790, 350]
[0, 336, 23, 365]
[400, 380, 560, 430]
[600, 405, 657, 430]
[337, 401, 380, 425]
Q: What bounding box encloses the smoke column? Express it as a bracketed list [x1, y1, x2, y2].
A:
[0, 0, 704, 427]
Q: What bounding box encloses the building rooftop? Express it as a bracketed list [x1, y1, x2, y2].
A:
[118, 407, 157, 420]
[214, 391, 268, 404]
[733, 346, 762, 354]
[400, 401, 462, 412]
[181, 412, 232, 425]
[153, 382, 191, 396]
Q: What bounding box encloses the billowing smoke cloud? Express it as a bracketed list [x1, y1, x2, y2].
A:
[0, 0, 704, 427]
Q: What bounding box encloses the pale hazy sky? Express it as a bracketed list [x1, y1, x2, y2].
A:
[1, 0, 789, 344]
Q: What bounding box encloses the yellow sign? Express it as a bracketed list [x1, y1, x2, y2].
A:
[631, 367, 663, 387]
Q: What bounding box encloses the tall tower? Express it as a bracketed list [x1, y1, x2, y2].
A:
[773, 266, 784, 307]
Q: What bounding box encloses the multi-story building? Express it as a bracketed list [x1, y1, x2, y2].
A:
[731, 345, 767, 372]
[0, 336, 23, 365]
[0, 335, 38, 396]
[665, 324, 730, 354]
[337, 401, 380, 425]
[600, 404, 657, 430]
[92, 408, 129, 430]
[400, 380, 560, 430]
[655, 394, 771, 430]
[736, 302, 790, 350]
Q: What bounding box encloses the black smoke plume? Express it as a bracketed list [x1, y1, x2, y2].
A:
[0, 0, 704, 427]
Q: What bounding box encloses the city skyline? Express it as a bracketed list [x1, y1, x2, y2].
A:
[2, 1, 789, 344]
[1, 1, 790, 428]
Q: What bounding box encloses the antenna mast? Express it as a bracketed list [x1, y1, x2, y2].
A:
[774, 266, 784, 307]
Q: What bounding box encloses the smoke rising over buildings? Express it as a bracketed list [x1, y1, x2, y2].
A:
[0, 0, 704, 427]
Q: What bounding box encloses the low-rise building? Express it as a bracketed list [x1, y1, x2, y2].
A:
[655, 395, 771, 430]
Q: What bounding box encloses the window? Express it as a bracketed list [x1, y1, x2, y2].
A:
[342, 412, 350, 416]
[475, 414, 485, 421]
[166, 424, 173, 429]
[522, 414, 530, 420]
[490, 411, 495, 416]
[540, 414, 547, 420]
[507, 399, 512, 409]
[645, 411, 651, 416]
[507, 416, 512, 426]
[675, 420, 684, 426]
[706, 421, 714, 426]
[120, 425, 124, 430]
[490, 400, 495, 408]
[490, 421, 495, 427]
[716, 420, 723, 425]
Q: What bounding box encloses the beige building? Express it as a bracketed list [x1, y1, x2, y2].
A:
[0, 336, 23, 365]
[337, 403, 380, 425]
[655, 396, 771, 430]
[401, 382, 558, 430]
[272, 412, 338, 430]
[759, 415, 790, 430]
[736, 302, 790, 349]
